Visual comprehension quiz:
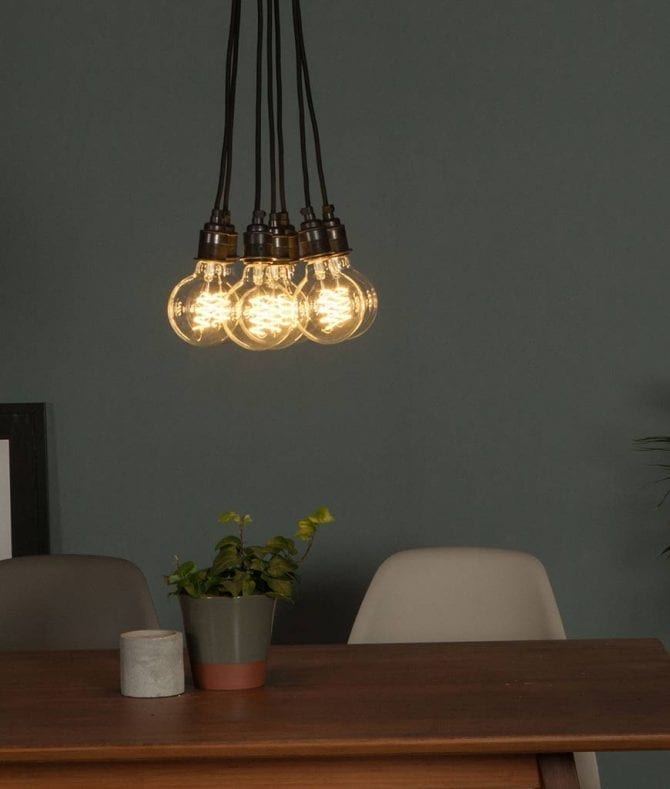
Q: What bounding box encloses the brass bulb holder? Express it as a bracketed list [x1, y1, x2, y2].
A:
[243, 210, 273, 261]
[197, 209, 238, 261]
[269, 212, 299, 262]
[298, 206, 331, 260]
[322, 204, 351, 255]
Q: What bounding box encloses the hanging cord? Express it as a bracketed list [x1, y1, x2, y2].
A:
[213, 0, 242, 214]
[253, 0, 264, 214]
[292, 0, 311, 208]
[292, 0, 329, 208]
[274, 0, 288, 213]
[266, 0, 277, 214]
[222, 0, 241, 213]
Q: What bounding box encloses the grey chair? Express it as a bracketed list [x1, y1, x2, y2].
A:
[348, 547, 600, 789]
[0, 554, 160, 650]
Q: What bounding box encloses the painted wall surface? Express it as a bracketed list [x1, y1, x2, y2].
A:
[1, 1, 669, 783]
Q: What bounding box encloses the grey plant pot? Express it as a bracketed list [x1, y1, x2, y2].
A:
[179, 594, 276, 690]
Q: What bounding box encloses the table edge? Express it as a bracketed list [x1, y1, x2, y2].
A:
[3, 733, 670, 765]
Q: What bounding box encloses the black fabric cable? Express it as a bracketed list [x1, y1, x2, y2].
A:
[292, 0, 311, 209]
[222, 0, 241, 213]
[266, 0, 277, 215]
[253, 0, 264, 213]
[273, 0, 287, 213]
[293, 0, 329, 209]
[214, 0, 241, 213]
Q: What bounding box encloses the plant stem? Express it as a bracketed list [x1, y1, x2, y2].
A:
[297, 538, 313, 566]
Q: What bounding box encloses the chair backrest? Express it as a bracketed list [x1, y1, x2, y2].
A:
[349, 547, 566, 644]
[348, 547, 600, 789]
[0, 554, 160, 650]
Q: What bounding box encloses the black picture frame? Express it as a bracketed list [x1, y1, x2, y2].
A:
[0, 403, 49, 557]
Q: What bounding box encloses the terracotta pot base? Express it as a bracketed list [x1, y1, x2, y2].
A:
[193, 659, 267, 690]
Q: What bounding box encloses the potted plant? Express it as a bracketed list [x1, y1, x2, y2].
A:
[165, 506, 334, 690]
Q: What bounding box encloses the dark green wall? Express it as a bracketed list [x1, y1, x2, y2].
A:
[2, 2, 669, 784]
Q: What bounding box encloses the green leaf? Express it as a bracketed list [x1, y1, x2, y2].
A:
[218, 511, 252, 528]
[218, 511, 243, 524]
[295, 507, 335, 542]
[309, 506, 335, 524]
[212, 545, 242, 572]
[215, 534, 242, 551]
[165, 559, 205, 596]
[265, 536, 297, 555]
[221, 578, 243, 597]
[242, 577, 257, 595]
[296, 519, 317, 541]
[201, 575, 220, 594]
[266, 577, 293, 599]
[266, 555, 297, 577]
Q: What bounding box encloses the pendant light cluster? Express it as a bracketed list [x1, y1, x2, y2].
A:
[167, 0, 377, 351]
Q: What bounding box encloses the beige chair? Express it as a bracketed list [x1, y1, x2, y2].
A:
[0, 554, 160, 650]
[348, 547, 600, 789]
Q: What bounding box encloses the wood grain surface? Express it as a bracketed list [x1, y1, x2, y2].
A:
[1, 639, 669, 786]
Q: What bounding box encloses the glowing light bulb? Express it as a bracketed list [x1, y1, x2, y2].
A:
[296, 256, 365, 344]
[167, 260, 238, 346]
[225, 262, 304, 351]
[327, 255, 378, 340]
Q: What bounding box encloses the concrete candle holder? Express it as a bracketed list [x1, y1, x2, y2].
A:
[120, 629, 184, 698]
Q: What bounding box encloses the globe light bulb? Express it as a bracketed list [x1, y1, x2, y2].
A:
[167, 259, 239, 346]
[330, 254, 378, 340]
[296, 255, 365, 344]
[225, 262, 304, 351]
[263, 263, 306, 351]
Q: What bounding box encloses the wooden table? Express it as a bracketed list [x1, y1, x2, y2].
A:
[1, 639, 670, 788]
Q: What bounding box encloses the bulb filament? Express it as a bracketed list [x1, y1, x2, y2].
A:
[314, 286, 355, 333]
[243, 292, 298, 338]
[192, 289, 232, 333]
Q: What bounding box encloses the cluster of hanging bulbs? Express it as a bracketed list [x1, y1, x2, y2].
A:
[167, 0, 377, 351]
[168, 212, 377, 351]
